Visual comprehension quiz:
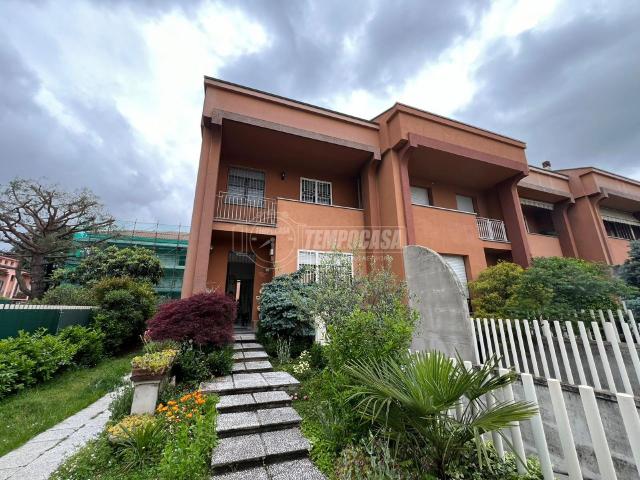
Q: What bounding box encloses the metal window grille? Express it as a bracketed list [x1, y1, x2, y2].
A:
[604, 220, 637, 240]
[227, 167, 265, 206]
[298, 250, 352, 283]
[300, 178, 332, 205]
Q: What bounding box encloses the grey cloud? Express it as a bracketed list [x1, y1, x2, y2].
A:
[457, 2, 640, 176]
[220, 0, 489, 103]
[0, 38, 191, 225]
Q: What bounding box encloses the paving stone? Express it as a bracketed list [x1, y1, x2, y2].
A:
[211, 434, 265, 468]
[243, 361, 272, 373]
[0, 468, 19, 480]
[232, 352, 244, 360]
[240, 342, 263, 350]
[232, 362, 247, 373]
[217, 411, 260, 434]
[202, 376, 236, 394]
[29, 427, 76, 444]
[267, 458, 326, 479]
[252, 390, 291, 405]
[232, 344, 244, 351]
[261, 428, 310, 457]
[261, 371, 300, 388]
[242, 351, 268, 360]
[217, 394, 255, 411]
[0, 440, 58, 469]
[256, 407, 301, 428]
[212, 465, 269, 479]
[233, 373, 268, 390]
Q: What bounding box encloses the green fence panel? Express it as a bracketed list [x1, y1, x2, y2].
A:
[57, 309, 92, 332]
[0, 308, 93, 339]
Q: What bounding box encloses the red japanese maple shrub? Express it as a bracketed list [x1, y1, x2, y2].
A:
[146, 293, 236, 347]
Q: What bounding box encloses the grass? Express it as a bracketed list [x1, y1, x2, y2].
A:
[0, 352, 136, 456]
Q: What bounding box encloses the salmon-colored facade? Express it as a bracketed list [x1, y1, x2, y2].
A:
[183, 78, 640, 327]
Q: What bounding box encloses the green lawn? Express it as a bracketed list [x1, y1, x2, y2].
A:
[0, 353, 135, 456]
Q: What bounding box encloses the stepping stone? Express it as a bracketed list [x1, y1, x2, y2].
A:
[202, 372, 299, 396]
[217, 411, 260, 437]
[232, 352, 245, 361]
[217, 407, 300, 437]
[233, 334, 257, 342]
[240, 342, 263, 351]
[211, 433, 265, 470]
[267, 458, 325, 479]
[243, 351, 268, 360]
[243, 361, 272, 373]
[261, 428, 310, 458]
[262, 371, 300, 389]
[212, 465, 268, 479]
[217, 391, 291, 413]
[257, 407, 301, 429]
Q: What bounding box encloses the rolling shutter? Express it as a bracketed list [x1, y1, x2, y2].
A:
[440, 254, 469, 297]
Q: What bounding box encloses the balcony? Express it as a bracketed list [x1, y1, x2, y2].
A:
[476, 217, 508, 242]
[214, 192, 277, 226]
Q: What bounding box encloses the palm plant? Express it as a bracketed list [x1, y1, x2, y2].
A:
[344, 351, 537, 479]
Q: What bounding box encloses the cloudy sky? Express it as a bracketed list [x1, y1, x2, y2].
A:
[1, 0, 638, 226]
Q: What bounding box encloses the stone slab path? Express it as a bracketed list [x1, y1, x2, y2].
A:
[0, 391, 115, 480]
[203, 331, 325, 479]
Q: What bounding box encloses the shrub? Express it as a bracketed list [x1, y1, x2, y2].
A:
[142, 339, 180, 354]
[469, 257, 636, 318]
[57, 245, 163, 286]
[620, 240, 640, 288]
[507, 257, 635, 318]
[92, 277, 156, 352]
[109, 415, 166, 470]
[258, 270, 315, 339]
[171, 344, 233, 383]
[146, 293, 235, 347]
[36, 284, 98, 306]
[58, 325, 105, 366]
[324, 302, 415, 371]
[309, 342, 327, 370]
[109, 383, 135, 422]
[0, 330, 76, 398]
[469, 262, 524, 317]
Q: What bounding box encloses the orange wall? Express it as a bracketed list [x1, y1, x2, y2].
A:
[609, 238, 631, 265]
[274, 199, 366, 275]
[412, 205, 488, 279]
[217, 158, 360, 208]
[527, 233, 564, 258]
[410, 176, 503, 219]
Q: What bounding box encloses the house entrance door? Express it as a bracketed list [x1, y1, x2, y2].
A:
[225, 252, 255, 327]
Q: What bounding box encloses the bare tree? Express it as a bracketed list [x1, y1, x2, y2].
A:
[0, 178, 114, 299]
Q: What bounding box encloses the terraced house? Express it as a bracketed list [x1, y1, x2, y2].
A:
[183, 77, 640, 327]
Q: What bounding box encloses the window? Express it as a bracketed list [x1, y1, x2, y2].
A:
[227, 167, 265, 204]
[410, 186, 431, 206]
[456, 194, 475, 213]
[300, 178, 332, 205]
[297, 250, 353, 283]
[604, 220, 639, 240]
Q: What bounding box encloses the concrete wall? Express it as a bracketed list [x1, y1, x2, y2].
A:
[513, 377, 640, 480]
[527, 233, 564, 258]
[403, 245, 475, 360]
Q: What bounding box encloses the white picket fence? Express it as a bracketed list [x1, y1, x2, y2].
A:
[458, 358, 640, 479]
[470, 309, 640, 397]
[0, 304, 94, 310]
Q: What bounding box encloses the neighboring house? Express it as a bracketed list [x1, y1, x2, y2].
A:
[183, 77, 640, 327]
[0, 255, 30, 301]
[70, 224, 189, 299]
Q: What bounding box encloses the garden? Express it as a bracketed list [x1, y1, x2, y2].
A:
[51, 291, 236, 480]
[257, 254, 543, 479]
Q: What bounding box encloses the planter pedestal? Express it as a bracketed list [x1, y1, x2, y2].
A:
[130, 379, 162, 414]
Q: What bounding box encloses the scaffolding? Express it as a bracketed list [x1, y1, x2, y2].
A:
[72, 221, 190, 299]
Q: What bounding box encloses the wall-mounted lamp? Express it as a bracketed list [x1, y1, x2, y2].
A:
[280, 171, 286, 180]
